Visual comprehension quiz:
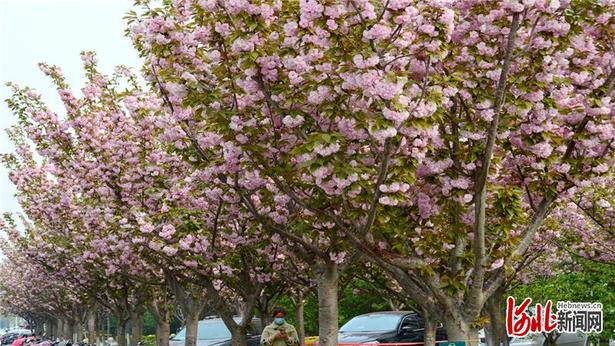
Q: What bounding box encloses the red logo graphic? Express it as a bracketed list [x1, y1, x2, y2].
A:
[506, 296, 557, 337]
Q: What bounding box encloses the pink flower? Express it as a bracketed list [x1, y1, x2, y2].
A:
[372, 127, 398, 141]
[307, 86, 331, 104]
[231, 38, 255, 53]
[314, 143, 340, 157]
[419, 24, 437, 37]
[81, 84, 101, 100]
[299, 0, 324, 28]
[489, 258, 504, 270]
[148, 240, 163, 251]
[159, 224, 177, 240]
[389, 0, 411, 10]
[592, 163, 608, 174]
[530, 142, 553, 158]
[378, 196, 398, 206]
[282, 115, 305, 128]
[162, 246, 178, 256]
[165, 82, 188, 103]
[363, 24, 392, 41]
[140, 223, 155, 233]
[383, 108, 410, 123]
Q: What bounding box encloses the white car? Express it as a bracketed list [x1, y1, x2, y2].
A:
[6, 329, 32, 336]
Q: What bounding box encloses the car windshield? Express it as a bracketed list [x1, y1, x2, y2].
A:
[172, 321, 233, 340]
[339, 315, 401, 333]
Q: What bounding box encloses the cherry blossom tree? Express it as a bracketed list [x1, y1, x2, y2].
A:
[1, 1, 613, 346]
[128, 0, 615, 344]
[2, 54, 175, 346]
[0, 221, 86, 340]
[3, 50, 307, 346]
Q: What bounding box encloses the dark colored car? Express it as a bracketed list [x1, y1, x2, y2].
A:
[338, 311, 447, 344]
[169, 317, 262, 346]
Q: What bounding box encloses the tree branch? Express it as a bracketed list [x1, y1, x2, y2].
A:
[467, 13, 521, 317]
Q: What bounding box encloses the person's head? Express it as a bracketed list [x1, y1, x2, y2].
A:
[271, 307, 287, 325]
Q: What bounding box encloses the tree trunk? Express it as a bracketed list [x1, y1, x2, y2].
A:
[55, 319, 62, 340]
[485, 285, 507, 346]
[258, 309, 270, 332]
[88, 311, 97, 345]
[107, 314, 111, 338]
[76, 318, 85, 343]
[63, 319, 72, 341]
[57, 319, 64, 339]
[149, 299, 172, 346]
[229, 326, 248, 346]
[130, 311, 144, 346]
[165, 275, 206, 346]
[155, 319, 171, 346]
[295, 292, 305, 346]
[48, 320, 56, 340]
[184, 310, 200, 346]
[315, 260, 339, 346]
[444, 314, 478, 346]
[423, 308, 436, 346]
[117, 319, 128, 346]
[35, 321, 44, 337]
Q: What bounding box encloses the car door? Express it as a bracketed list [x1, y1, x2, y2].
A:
[397, 315, 424, 342]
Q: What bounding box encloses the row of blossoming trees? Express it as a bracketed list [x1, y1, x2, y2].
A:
[1, 0, 614, 346]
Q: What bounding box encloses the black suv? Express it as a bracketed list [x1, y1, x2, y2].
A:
[338, 311, 447, 343]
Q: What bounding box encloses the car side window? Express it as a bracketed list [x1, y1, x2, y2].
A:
[400, 316, 422, 331]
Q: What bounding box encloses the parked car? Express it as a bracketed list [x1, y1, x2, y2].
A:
[337, 311, 447, 343]
[169, 317, 262, 346]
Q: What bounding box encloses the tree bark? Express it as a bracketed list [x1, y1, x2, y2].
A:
[165, 274, 206, 346]
[155, 319, 171, 346]
[56, 319, 62, 340]
[76, 317, 85, 343]
[34, 321, 44, 337]
[63, 319, 72, 341]
[295, 292, 305, 346]
[57, 319, 64, 340]
[47, 320, 55, 340]
[107, 314, 111, 338]
[258, 309, 270, 332]
[184, 310, 200, 346]
[88, 311, 97, 345]
[148, 292, 174, 346]
[130, 310, 144, 346]
[485, 286, 506, 346]
[423, 308, 436, 346]
[209, 289, 256, 346]
[148, 300, 172, 346]
[444, 314, 478, 346]
[117, 319, 128, 346]
[315, 260, 338, 346]
[228, 326, 248, 346]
